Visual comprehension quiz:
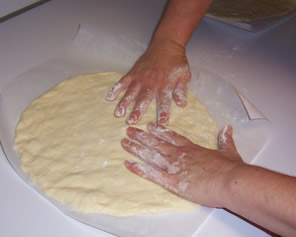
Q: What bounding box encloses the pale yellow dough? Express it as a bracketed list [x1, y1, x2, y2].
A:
[14, 72, 218, 216]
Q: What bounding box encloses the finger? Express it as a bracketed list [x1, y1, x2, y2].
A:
[157, 87, 173, 126]
[218, 125, 238, 153]
[169, 65, 191, 107]
[126, 88, 155, 125]
[126, 127, 177, 157]
[121, 138, 170, 170]
[147, 123, 193, 146]
[173, 80, 188, 107]
[124, 160, 177, 192]
[114, 84, 140, 117]
[105, 75, 132, 101]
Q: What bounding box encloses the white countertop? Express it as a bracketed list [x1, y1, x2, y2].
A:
[0, 0, 295, 236]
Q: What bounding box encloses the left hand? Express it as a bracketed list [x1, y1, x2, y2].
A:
[121, 123, 245, 208]
[105, 39, 191, 126]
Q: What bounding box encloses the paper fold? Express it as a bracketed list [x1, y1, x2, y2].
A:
[235, 88, 268, 120]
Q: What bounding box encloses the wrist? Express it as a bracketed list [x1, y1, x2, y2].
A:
[149, 36, 186, 54]
[216, 163, 251, 209]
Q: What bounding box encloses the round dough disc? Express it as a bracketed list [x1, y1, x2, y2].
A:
[207, 0, 296, 22]
[14, 72, 218, 216]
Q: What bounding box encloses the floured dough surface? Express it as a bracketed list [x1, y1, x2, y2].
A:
[207, 0, 296, 22]
[14, 72, 218, 216]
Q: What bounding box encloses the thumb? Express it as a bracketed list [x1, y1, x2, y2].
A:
[218, 125, 237, 153]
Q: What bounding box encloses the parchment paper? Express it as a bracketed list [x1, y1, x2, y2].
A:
[0, 25, 271, 237]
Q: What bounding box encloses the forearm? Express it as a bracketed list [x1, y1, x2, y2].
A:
[223, 165, 296, 236]
[151, 0, 213, 48]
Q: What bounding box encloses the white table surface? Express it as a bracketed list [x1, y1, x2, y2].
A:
[0, 0, 295, 236]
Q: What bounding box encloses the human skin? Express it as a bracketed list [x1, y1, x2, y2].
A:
[122, 123, 296, 237]
[106, 0, 213, 125]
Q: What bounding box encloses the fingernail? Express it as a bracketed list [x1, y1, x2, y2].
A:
[176, 100, 186, 107]
[226, 125, 233, 135]
[115, 105, 125, 117]
[124, 160, 136, 168]
[127, 115, 137, 124]
[127, 127, 136, 135]
[159, 117, 168, 126]
[106, 89, 115, 101]
[127, 111, 140, 125]
[147, 123, 156, 130]
[106, 83, 122, 100]
[219, 125, 232, 144]
[121, 138, 131, 146]
[224, 125, 233, 136]
[176, 100, 182, 106]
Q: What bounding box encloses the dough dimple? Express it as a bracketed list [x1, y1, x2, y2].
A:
[14, 72, 218, 216]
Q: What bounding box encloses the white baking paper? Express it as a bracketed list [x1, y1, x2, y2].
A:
[0, 25, 271, 237]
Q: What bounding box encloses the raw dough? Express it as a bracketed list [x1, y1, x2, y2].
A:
[207, 0, 296, 22]
[14, 72, 218, 216]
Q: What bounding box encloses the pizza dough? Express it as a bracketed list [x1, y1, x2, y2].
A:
[14, 72, 218, 216]
[207, 0, 296, 22]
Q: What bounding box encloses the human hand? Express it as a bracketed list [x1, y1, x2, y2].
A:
[105, 39, 191, 126]
[122, 123, 245, 208]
